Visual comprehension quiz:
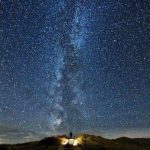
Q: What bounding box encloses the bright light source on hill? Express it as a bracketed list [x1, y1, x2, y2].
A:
[60, 138, 69, 145]
[73, 139, 79, 146]
[68, 138, 75, 145]
[60, 137, 79, 146]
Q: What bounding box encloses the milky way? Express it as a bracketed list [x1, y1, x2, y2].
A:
[47, 1, 90, 132]
[0, 0, 150, 143]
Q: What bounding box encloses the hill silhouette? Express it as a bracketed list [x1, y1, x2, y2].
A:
[0, 134, 149, 150]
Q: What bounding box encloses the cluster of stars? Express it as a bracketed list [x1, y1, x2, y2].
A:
[0, 0, 149, 143]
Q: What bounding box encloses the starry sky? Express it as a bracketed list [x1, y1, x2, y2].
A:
[0, 0, 150, 143]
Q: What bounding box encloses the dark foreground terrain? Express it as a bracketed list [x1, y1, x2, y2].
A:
[0, 134, 150, 150]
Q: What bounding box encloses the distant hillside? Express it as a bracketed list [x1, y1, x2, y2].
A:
[0, 134, 149, 150]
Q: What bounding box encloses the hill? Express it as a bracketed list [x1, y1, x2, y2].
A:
[0, 134, 149, 150]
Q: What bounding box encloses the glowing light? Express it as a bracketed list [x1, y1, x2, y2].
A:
[60, 138, 69, 145]
[73, 139, 79, 146]
[60, 137, 83, 146]
[74, 136, 83, 145]
[68, 138, 75, 145]
[60, 137, 80, 146]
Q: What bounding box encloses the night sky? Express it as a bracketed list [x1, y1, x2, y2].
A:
[0, 0, 150, 143]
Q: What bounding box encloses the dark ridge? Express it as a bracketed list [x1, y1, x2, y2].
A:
[115, 137, 150, 147]
[39, 136, 60, 145]
[0, 134, 149, 150]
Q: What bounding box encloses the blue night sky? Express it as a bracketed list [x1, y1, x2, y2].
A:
[0, 0, 150, 143]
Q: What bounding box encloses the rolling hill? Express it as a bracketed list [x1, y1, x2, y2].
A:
[0, 134, 149, 150]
